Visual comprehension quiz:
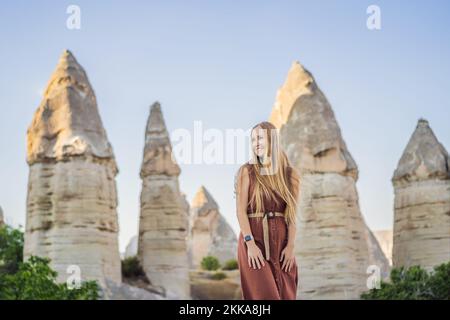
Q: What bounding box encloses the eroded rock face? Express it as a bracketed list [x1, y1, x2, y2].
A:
[100, 278, 165, 300]
[373, 230, 393, 266]
[138, 102, 190, 299]
[269, 61, 382, 299]
[24, 50, 121, 286]
[27, 51, 115, 163]
[189, 186, 237, 268]
[270, 62, 357, 178]
[392, 119, 450, 270]
[364, 225, 391, 279]
[124, 235, 138, 259]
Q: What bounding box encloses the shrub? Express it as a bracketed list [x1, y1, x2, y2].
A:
[361, 261, 450, 300]
[201, 256, 220, 271]
[122, 256, 146, 278]
[211, 271, 227, 281]
[0, 225, 99, 300]
[0, 225, 24, 274]
[0, 256, 99, 300]
[426, 262, 450, 299]
[222, 259, 238, 270]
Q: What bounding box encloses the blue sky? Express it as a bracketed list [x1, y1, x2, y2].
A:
[0, 1, 449, 252]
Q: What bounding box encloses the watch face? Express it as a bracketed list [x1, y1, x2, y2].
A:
[244, 235, 252, 242]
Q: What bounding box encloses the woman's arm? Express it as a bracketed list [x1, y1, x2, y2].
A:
[286, 222, 297, 249]
[235, 165, 252, 237]
[235, 165, 265, 269]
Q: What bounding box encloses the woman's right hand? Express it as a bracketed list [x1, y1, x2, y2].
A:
[246, 241, 266, 269]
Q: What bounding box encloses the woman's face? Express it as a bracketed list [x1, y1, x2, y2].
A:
[251, 126, 267, 157]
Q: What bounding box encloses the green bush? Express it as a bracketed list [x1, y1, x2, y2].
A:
[122, 256, 146, 278]
[0, 225, 99, 300]
[211, 271, 227, 281]
[0, 255, 99, 300]
[361, 261, 450, 300]
[201, 256, 221, 271]
[0, 225, 24, 274]
[222, 259, 238, 270]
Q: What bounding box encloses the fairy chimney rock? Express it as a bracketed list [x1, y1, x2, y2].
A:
[138, 102, 190, 299]
[269, 61, 357, 178]
[27, 49, 116, 168]
[140, 102, 180, 178]
[24, 50, 121, 285]
[189, 186, 237, 268]
[269, 61, 381, 299]
[393, 118, 450, 183]
[392, 119, 450, 269]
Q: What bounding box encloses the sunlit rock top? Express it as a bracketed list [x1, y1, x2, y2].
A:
[27, 50, 116, 171]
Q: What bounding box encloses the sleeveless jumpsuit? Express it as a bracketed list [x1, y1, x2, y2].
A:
[237, 162, 298, 300]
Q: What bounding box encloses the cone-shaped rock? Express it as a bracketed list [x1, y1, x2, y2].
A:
[269, 61, 387, 299]
[124, 235, 138, 259]
[138, 102, 190, 299]
[24, 50, 121, 285]
[363, 224, 391, 279]
[373, 230, 393, 265]
[188, 186, 237, 268]
[27, 50, 115, 164]
[392, 119, 450, 269]
[270, 61, 357, 177]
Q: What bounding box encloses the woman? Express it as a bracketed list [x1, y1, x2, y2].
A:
[234, 121, 300, 300]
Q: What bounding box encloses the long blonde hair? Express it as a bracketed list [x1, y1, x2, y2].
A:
[248, 121, 299, 226]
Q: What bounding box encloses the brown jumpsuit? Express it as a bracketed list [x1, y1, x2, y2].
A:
[237, 163, 298, 300]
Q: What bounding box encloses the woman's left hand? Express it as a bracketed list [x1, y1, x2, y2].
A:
[280, 243, 295, 272]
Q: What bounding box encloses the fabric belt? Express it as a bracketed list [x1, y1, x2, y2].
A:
[247, 211, 285, 260]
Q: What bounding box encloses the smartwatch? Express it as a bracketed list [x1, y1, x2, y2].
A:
[244, 234, 253, 242]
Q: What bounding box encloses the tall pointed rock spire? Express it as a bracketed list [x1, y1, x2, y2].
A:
[270, 61, 357, 177]
[138, 102, 190, 299]
[392, 119, 450, 269]
[269, 61, 316, 128]
[191, 185, 218, 211]
[24, 50, 121, 286]
[393, 118, 450, 182]
[269, 61, 388, 299]
[27, 49, 115, 168]
[141, 102, 180, 177]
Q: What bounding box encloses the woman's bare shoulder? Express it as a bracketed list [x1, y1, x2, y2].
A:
[236, 161, 251, 176]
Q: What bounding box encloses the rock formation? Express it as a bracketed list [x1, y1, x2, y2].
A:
[269, 61, 387, 299]
[24, 50, 121, 285]
[138, 102, 190, 299]
[364, 225, 391, 279]
[392, 119, 450, 270]
[100, 278, 165, 300]
[189, 185, 237, 268]
[124, 235, 138, 258]
[373, 230, 393, 265]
